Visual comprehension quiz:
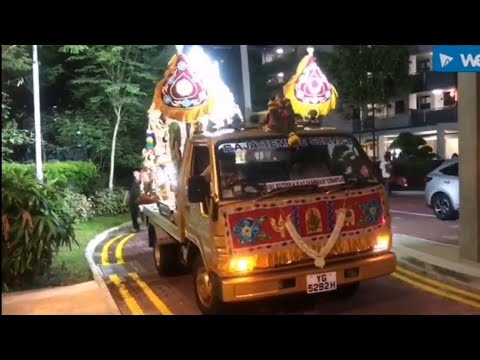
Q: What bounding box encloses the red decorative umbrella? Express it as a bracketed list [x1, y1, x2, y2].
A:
[151, 45, 215, 123]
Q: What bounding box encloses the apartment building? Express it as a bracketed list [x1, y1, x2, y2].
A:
[253, 45, 459, 160]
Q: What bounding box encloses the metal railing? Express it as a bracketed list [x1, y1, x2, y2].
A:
[352, 105, 458, 132]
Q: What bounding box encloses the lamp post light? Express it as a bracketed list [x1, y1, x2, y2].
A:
[32, 45, 43, 182]
[240, 45, 252, 120]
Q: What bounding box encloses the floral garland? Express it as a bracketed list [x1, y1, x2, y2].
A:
[284, 208, 347, 268]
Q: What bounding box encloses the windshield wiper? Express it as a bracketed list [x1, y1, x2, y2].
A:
[325, 177, 378, 194]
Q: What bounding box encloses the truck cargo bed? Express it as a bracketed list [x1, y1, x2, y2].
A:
[141, 204, 181, 242]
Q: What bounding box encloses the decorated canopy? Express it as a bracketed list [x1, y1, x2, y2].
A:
[151, 45, 215, 123]
[283, 47, 338, 118]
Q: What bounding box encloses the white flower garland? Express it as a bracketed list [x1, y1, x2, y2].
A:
[284, 208, 347, 268]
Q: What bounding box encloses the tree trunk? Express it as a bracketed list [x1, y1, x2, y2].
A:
[108, 113, 121, 190]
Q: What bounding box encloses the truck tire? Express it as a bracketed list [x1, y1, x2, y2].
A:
[192, 255, 226, 315]
[153, 239, 180, 276]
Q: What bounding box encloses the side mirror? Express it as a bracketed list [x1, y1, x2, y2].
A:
[187, 175, 209, 203]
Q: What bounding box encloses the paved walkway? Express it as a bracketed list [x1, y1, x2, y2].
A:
[394, 234, 480, 292]
[2, 280, 120, 315]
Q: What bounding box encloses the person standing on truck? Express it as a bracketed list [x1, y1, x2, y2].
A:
[124, 170, 142, 233]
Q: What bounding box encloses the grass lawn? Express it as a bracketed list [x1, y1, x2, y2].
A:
[33, 213, 130, 289]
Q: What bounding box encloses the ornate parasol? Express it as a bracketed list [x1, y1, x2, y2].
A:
[283, 47, 338, 118]
[151, 45, 215, 123]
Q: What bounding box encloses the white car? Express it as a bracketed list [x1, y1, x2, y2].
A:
[425, 159, 459, 220]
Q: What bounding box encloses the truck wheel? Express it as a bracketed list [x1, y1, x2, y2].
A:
[335, 282, 360, 299]
[153, 239, 179, 276]
[192, 255, 226, 315]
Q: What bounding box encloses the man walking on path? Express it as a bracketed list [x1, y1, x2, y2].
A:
[124, 170, 142, 232]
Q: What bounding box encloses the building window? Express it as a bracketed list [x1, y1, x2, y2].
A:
[443, 91, 456, 107]
[394, 100, 405, 114]
[418, 59, 431, 72]
[263, 52, 274, 64]
[418, 95, 431, 110]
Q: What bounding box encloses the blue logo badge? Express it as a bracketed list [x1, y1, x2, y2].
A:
[433, 45, 480, 73]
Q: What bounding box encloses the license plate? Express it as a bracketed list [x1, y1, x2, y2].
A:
[306, 272, 337, 294]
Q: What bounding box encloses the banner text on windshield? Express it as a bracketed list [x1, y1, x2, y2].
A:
[219, 136, 353, 153]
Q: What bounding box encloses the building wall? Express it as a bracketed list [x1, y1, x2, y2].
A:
[446, 136, 459, 158]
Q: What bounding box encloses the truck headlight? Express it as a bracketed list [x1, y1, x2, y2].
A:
[374, 234, 390, 252]
[229, 256, 256, 273]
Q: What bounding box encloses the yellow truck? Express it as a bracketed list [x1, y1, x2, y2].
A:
[142, 125, 396, 314]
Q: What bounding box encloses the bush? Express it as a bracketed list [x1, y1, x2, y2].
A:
[63, 189, 94, 224]
[2, 168, 77, 289]
[2, 161, 99, 196]
[90, 188, 128, 216]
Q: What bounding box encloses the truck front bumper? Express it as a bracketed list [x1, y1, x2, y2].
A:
[217, 252, 396, 303]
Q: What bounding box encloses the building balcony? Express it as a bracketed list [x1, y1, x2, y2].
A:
[353, 113, 410, 132]
[409, 105, 458, 127]
[411, 71, 457, 93]
[352, 106, 457, 132]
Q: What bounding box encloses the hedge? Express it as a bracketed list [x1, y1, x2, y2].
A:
[2, 161, 99, 196]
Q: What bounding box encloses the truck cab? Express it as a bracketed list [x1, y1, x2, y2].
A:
[142, 126, 396, 314]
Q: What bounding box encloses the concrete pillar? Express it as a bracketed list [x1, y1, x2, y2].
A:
[458, 73, 480, 262]
[409, 93, 417, 109]
[378, 136, 387, 162]
[436, 127, 446, 159]
[409, 55, 417, 75]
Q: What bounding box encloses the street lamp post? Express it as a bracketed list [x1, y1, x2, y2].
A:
[240, 45, 252, 121]
[32, 45, 43, 182]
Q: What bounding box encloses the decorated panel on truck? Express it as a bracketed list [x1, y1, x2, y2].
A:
[220, 185, 389, 260]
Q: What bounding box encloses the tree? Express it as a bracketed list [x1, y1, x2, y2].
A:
[2, 45, 31, 118]
[2, 118, 34, 161]
[328, 45, 412, 157]
[60, 45, 174, 189]
[390, 132, 438, 160]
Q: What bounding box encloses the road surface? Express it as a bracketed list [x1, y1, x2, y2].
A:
[94, 228, 479, 316]
[389, 194, 459, 246]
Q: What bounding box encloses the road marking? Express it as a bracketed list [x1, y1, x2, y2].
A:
[109, 274, 145, 315]
[116, 234, 135, 265]
[102, 234, 124, 266]
[391, 272, 480, 309]
[441, 235, 459, 240]
[129, 273, 174, 315]
[396, 266, 480, 301]
[394, 234, 459, 248]
[390, 210, 435, 218]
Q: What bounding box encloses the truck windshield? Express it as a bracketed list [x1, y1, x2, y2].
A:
[215, 134, 379, 200]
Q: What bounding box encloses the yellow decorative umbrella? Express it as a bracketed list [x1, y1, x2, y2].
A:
[151, 45, 215, 123]
[283, 47, 338, 118]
